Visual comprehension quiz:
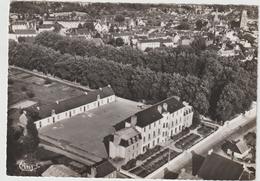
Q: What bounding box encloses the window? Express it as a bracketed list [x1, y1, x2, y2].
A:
[107, 98, 109, 103]
[73, 110, 76, 114]
[133, 145, 135, 150]
[144, 127, 146, 132]
[172, 121, 174, 127]
[148, 143, 150, 149]
[163, 123, 165, 128]
[158, 129, 160, 135]
[143, 136, 146, 142]
[149, 125, 151, 129]
[65, 112, 67, 117]
[148, 134, 151, 140]
[157, 138, 160, 144]
[53, 117, 55, 123]
[80, 107, 82, 112]
[162, 132, 164, 137]
[166, 123, 168, 128]
[39, 121, 42, 128]
[153, 131, 156, 138]
[153, 140, 155, 146]
[175, 128, 177, 133]
[159, 120, 161, 124]
[154, 122, 156, 127]
[143, 147, 146, 152]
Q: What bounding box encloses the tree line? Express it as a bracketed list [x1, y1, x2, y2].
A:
[9, 37, 257, 122]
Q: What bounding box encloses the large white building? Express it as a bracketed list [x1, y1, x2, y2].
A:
[109, 97, 193, 162]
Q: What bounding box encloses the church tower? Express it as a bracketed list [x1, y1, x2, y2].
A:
[240, 10, 248, 30]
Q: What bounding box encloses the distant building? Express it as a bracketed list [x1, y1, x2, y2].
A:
[109, 97, 193, 162]
[240, 10, 248, 30]
[88, 160, 117, 178]
[137, 38, 174, 51]
[9, 29, 37, 42]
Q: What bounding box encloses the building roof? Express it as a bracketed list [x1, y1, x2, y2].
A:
[115, 127, 142, 147]
[126, 96, 185, 128]
[222, 139, 249, 154]
[39, 24, 55, 29]
[95, 160, 116, 177]
[139, 38, 172, 44]
[197, 153, 244, 180]
[26, 86, 114, 119]
[14, 29, 37, 35]
[191, 151, 205, 176]
[42, 164, 80, 177]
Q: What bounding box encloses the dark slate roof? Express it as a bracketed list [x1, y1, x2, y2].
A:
[95, 160, 116, 178]
[197, 153, 244, 180]
[14, 29, 37, 34]
[126, 96, 184, 128]
[26, 86, 114, 119]
[191, 152, 205, 176]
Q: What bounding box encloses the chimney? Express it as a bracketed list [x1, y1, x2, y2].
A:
[90, 166, 97, 178]
[130, 115, 137, 126]
[163, 103, 168, 111]
[181, 168, 186, 174]
[157, 105, 162, 114]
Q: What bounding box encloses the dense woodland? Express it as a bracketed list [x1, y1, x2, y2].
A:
[9, 31, 257, 123]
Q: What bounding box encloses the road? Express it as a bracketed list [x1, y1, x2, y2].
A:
[146, 106, 256, 178]
[9, 65, 93, 92]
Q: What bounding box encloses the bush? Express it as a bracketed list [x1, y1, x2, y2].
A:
[26, 91, 35, 98]
[44, 78, 52, 84]
[21, 86, 27, 91]
[121, 159, 136, 170]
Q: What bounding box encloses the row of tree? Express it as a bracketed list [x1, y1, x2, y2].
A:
[9, 39, 257, 122]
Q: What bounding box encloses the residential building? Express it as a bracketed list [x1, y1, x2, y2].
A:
[222, 139, 251, 159]
[10, 29, 37, 42]
[137, 38, 174, 51]
[109, 96, 193, 162]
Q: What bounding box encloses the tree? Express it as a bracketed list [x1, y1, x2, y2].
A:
[78, 23, 83, 29]
[191, 37, 206, 51]
[176, 22, 190, 30]
[114, 14, 125, 23]
[115, 37, 124, 46]
[18, 37, 26, 43]
[195, 19, 203, 30]
[83, 22, 95, 31]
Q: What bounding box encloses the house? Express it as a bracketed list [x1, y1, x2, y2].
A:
[38, 24, 55, 33]
[222, 139, 251, 159]
[26, 85, 115, 129]
[10, 29, 37, 42]
[42, 164, 80, 177]
[112, 32, 134, 45]
[137, 38, 174, 51]
[194, 152, 244, 180]
[88, 160, 117, 178]
[109, 96, 193, 162]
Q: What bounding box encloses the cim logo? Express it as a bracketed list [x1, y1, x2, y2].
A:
[18, 160, 40, 172]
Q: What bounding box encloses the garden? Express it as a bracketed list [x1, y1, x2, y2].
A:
[197, 124, 215, 136]
[129, 148, 180, 177]
[171, 127, 190, 141]
[175, 133, 201, 150]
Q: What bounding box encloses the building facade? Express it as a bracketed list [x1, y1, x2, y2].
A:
[109, 97, 193, 162]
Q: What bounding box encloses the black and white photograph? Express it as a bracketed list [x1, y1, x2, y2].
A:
[3, 0, 259, 180]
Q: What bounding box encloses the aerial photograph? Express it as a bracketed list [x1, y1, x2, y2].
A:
[6, 0, 257, 180]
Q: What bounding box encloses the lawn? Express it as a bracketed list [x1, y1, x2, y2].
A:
[175, 133, 201, 150]
[130, 148, 180, 177]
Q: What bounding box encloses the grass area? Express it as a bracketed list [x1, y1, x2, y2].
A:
[130, 148, 180, 177]
[8, 69, 85, 108]
[197, 125, 215, 136]
[175, 133, 201, 150]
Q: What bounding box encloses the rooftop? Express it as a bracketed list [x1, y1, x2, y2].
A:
[197, 153, 244, 180]
[39, 97, 142, 159]
[125, 96, 184, 128]
[42, 164, 80, 177]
